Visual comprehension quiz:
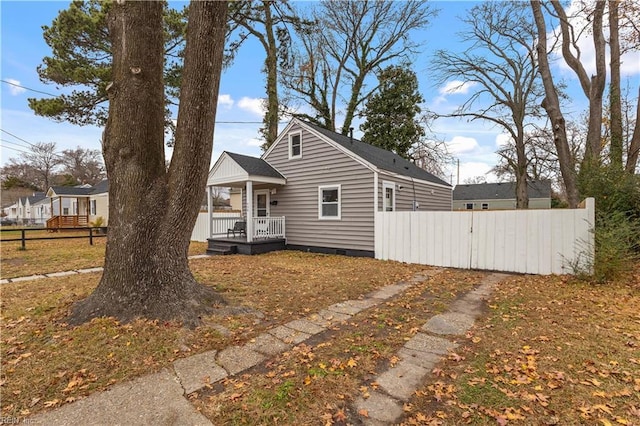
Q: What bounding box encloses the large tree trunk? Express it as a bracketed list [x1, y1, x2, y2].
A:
[263, 1, 280, 148]
[68, 1, 228, 327]
[609, 0, 623, 169]
[515, 123, 529, 209]
[627, 87, 640, 173]
[531, 0, 579, 208]
[551, 0, 606, 166]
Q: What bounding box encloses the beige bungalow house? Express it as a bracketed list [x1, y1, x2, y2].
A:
[206, 118, 452, 256]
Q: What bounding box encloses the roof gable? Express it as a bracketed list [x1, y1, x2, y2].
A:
[453, 180, 552, 200]
[270, 119, 451, 187]
[208, 151, 286, 186]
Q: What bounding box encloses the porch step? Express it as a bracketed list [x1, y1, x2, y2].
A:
[206, 243, 238, 256]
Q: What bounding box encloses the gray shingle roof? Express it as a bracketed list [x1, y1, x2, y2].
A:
[23, 192, 46, 204]
[302, 121, 450, 187]
[226, 152, 285, 179]
[453, 180, 552, 200]
[49, 186, 94, 196]
[91, 179, 109, 194]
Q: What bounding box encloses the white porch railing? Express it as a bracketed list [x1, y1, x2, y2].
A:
[210, 216, 243, 237]
[252, 216, 285, 240]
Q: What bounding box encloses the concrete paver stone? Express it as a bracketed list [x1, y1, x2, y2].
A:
[245, 333, 292, 356]
[173, 350, 228, 395]
[354, 391, 404, 425]
[404, 332, 458, 355]
[306, 309, 352, 327]
[216, 346, 265, 376]
[423, 312, 476, 336]
[368, 282, 412, 300]
[397, 348, 442, 370]
[45, 271, 79, 278]
[268, 325, 312, 345]
[76, 267, 103, 274]
[10, 275, 46, 283]
[327, 298, 378, 315]
[375, 360, 430, 401]
[28, 370, 212, 426]
[284, 318, 326, 335]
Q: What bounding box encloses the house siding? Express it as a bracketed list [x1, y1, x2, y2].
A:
[377, 173, 451, 212]
[264, 123, 376, 252]
[453, 198, 551, 210]
[90, 193, 110, 225]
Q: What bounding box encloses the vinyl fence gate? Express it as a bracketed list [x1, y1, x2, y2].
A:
[374, 198, 594, 275]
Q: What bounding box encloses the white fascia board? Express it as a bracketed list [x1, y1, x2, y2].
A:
[246, 175, 287, 185]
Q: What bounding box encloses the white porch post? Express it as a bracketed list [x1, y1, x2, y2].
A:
[246, 180, 254, 242]
[207, 185, 213, 238]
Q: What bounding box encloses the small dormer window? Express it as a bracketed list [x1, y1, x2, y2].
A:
[289, 132, 302, 159]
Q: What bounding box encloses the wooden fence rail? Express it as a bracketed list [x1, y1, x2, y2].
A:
[1, 227, 107, 250]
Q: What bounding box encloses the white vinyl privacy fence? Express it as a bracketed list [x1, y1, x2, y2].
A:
[375, 198, 595, 275]
[191, 212, 239, 242]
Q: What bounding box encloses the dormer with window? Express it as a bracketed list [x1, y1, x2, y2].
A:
[288, 131, 302, 159]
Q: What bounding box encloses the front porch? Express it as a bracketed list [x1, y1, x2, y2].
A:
[206, 216, 286, 255]
[206, 152, 288, 255]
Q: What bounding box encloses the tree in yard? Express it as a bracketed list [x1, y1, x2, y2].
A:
[0, 163, 40, 191]
[282, 0, 436, 134]
[432, 1, 543, 209]
[60, 147, 105, 185]
[360, 65, 425, 159]
[67, 1, 228, 326]
[549, 1, 607, 168]
[530, 0, 580, 208]
[1, 142, 64, 191]
[227, 1, 303, 149]
[28, 0, 188, 138]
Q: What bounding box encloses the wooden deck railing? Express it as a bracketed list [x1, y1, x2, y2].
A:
[46, 215, 89, 230]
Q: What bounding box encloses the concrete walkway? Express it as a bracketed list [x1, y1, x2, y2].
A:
[0, 255, 210, 285]
[25, 270, 508, 425]
[353, 273, 508, 425]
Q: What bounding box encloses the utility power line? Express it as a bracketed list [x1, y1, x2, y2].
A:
[2, 80, 288, 125]
[1, 79, 58, 97]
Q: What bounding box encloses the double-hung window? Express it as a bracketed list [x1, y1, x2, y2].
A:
[91, 200, 97, 215]
[289, 132, 302, 159]
[318, 185, 341, 220]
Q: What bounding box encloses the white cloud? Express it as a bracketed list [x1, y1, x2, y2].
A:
[246, 138, 263, 147]
[452, 162, 497, 186]
[218, 94, 234, 108]
[5, 78, 26, 96]
[439, 80, 477, 95]
[237, 97, 265, 116]
[495, 133, 512, 148]
[446, 136, 479, 155]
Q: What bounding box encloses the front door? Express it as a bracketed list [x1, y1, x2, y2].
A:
[254, 190, 270, 217]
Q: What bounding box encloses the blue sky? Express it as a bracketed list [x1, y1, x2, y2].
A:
[1, 1, 638, 185]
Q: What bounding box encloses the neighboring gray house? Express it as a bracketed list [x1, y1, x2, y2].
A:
[453, 180, 552, 211]
[206, 118, 452, 256]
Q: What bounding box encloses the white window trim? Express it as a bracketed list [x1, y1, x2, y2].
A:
[288, 131, 302, 160]
[382, 181, 396, 212]
[318, 184, 341, 220]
